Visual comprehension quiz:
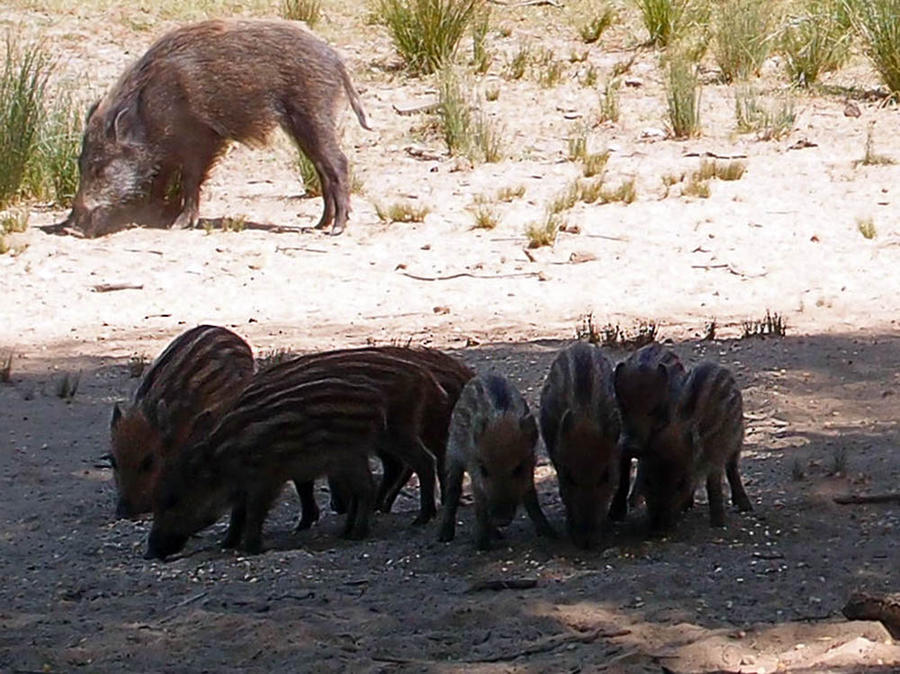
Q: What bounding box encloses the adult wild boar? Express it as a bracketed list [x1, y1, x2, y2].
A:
[68, 18, 370, 237]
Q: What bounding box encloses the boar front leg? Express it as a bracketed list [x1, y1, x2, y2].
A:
[438, 461, 465, 543]
[706, 469, 726, 528]
[523, 484, 557, 539]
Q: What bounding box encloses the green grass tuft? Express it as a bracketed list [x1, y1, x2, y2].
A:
[665, 54, 701, 138]
[280, 0, 322, 25]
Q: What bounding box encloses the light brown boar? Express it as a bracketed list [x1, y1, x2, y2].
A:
[438, 374, 556, 550]
[109, 325, 254, 519]
[67, 19, 370, 238]
[540, 343, 621, 549]
[641, 361, 753, 532]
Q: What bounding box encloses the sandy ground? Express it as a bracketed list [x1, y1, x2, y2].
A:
[2, 2, 900, 672]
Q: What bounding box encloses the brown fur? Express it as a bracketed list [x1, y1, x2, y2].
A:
[68, 19, 370, 238]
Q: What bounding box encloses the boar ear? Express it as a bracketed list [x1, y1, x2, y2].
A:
[559, 409, 574, 437]
[110, 403, 123, 432]
[656, 363, 669, 384]
[519, 413, 539, 447]
[109, 104, 144, 145]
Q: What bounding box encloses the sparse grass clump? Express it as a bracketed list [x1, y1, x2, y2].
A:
[437, 70, 504, 162]
[578, 317, 659, 348]
[258, 348, 296, 371]
[712, 0, 776, 83]
[471, 203, 499, 229]
[734, 86, 795, 140]
[683, 175, 710, 198]
[0, 37, 53, 207]
[535, 49, 565, 87]
[851, 0, 900, 97]
[741, 310, 786, 338]
[779, 2, 852, 86]
[601, 177, 637, 203]
[635, 0, 694, 47]
[665, 54, 701, 138]
[829, 447, 848, 476]
[597, 78, 620, 123]
[377, 0, 484, 74]
[525, 212, 563, 248]
[549, 181, 581, 214]
[128, 355, 148, 379]
[567, 126, 589, 161]
[471, 5, 492, 73]
[1, 352, 12, 383]
[32, 93, 82, 207]
[0, 208, 28, 255]
[857, 122, 896, 166]
[497, 184, 525, 202]
[280, 0, 322, 25]
[505, 43, 531, 79]
[221, 215, 247, 233]
[576, 2, 617, 43]
[856, 217, 876, 239]
[706, 159, 747, 181]
[376, 200, 430, 223]
[582, 150, 609, 178]
[55, 371, 81, 401]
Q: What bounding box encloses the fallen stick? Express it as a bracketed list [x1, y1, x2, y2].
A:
[157, 590, 209, 623]
[466, 578, 538, 593]
[92, 282, 144, 292]
[833, 493, 900, 505]
[467, 627, 631, 663]
[399, 271, 541, 281]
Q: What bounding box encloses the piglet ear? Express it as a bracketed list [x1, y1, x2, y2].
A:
[110, 403, 123, 432]
[519, 413, 539, 447]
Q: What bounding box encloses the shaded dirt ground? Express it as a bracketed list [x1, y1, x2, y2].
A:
[2, 0, 900, 671]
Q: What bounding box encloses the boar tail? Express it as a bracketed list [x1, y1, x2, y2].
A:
[340, 65, 372, 131]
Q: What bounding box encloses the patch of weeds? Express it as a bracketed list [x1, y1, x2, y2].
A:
[549, 180, 582, 214]
[55, 371, 81, 401]
[635, 0, 694, 47]
[584, 320, 659, 348]
[0, 36, 54, 207]
[665, 53, 701, 139]
[438, 69, 503, 162]
[852, 0, 900, 96]
[712, 0, 776, 83]
[471, 203, 499, 229]
[582, 150, 609, 178]
[221, 215, 247, 233]
[856, 216, 876, 240]
[350, 169, 365, 195]
[828, 447, 848, 476]
[471, 4, 492, 74]
[567, 124, 589, 161]
[856, 122, 895, 167]
[257, 348, 296, 371]
[577, 2, 616, 44]
[525, 211, 564, 248]
[27, 90, 83, 207]
[505, 42, 531, 80]
[600, 177, 636, 204]
[581, 64, 599, 87]
[484, 84, 500, 101]
[280, 0, 322, 25]
[780, 1, 851, 86]
[576, 313, 602, 344]
[0, 207, 28, 255]
[579, 177, 605, 203]
[703, 319, 717, 341]
[535, 49, 565, 87]
[569, 49, 589, 63]
[612, 52, 639, 77]
[375, 200, 430, 223]
[377, 0, 484, 74]
[128, 355, 148, 379]
[597, 78, 620, 123]
[296, 151, 322, 198]
[682, 175, 710, 198]
[497, 184, 525, 201]
[473, 108, 504, 162]
[741, 310, 787, 339]
[734, 86, 795, 140]
[714, 159, 747, 181]
[791, 458, 805, 481]
[1, 352, 12, 383]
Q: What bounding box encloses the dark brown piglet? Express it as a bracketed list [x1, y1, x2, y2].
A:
[146, 375, 386, 560]
[540, 342, 621, 549]
[641, 361, 753, 532]
[109, 325, 254, 519]
[610, 342, 686, 520]
[68, 19, 370, 238]
[438, 374, 556, 550]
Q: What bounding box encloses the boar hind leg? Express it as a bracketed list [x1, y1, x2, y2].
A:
[706, 470, 726, 527]
[222, 495, 247, 549]
[340, 458, 375, 541]
[382, 435, 437, 525]
[726, 455, 752, 512]
[293, 480, 320, 531]
[523, 484, 557, 539]
[241, 483, 283, 555]
[438, 461, 465, 543]
[376, 453, 413, 513]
